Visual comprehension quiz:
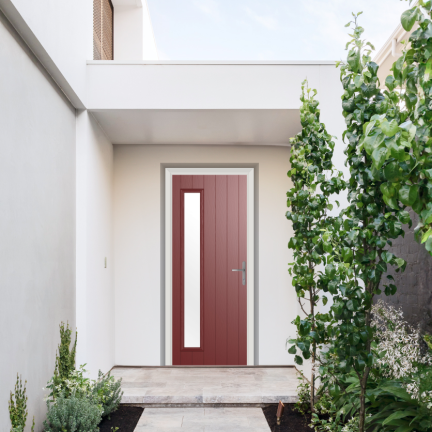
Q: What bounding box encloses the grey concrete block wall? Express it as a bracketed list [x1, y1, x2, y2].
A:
[376, 209, 432, 334]
[0, 10, 76, 431]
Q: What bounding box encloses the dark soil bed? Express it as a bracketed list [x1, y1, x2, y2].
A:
[262, 404, 313, 432]
[98, 405, 144, 432]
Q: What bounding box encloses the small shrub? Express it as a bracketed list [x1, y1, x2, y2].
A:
[294, 378, 311, 416]
[47, 364, 91, 401]
[43, 393, 102, 432]
[48, 323, 77, 400]
[9, 374, 33, 432]
[310, 392, 344, 432]
[91, 370, 123, 417]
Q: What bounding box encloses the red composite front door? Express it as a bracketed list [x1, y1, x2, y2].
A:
[172, 175, 247, 365]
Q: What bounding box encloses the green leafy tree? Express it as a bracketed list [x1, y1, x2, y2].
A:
[376, 0, 432, 255]
[286, 80, 345, 411]
[321, 13, 409, 432]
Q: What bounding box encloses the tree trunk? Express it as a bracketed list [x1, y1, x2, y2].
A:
[358, 383, 366, 432]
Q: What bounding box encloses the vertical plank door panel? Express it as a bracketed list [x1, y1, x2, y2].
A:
[192, 176, 204, 366]
[215, 176, 228, 365]
[173, 175, 247, 365]
[203, 176, 216, 365]
[227, 176, 240, 365]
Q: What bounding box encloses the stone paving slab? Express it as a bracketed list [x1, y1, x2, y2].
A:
[113, 367, 299, 405]
[134, 407, 270, 431]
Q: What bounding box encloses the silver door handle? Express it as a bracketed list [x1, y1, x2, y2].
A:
[232, 261, 246, 285]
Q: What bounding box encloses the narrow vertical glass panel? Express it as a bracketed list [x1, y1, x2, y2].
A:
[184, 193, 201, 347]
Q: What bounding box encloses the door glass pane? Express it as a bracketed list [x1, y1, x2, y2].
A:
[184, 193, 201, 347]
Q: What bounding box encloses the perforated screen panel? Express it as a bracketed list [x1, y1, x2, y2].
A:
[93, 0, 113, 60]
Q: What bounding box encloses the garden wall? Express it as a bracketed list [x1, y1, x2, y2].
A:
[377, 209, 432, 334]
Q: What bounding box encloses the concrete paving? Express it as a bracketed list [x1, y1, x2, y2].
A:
[112, 366, 299, 405]
[134, 407, 270, 431]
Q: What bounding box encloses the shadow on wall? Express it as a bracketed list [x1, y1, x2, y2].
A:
[377, 209, 432, 334]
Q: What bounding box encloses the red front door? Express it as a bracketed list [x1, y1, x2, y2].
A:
[172, 175, 247, 365]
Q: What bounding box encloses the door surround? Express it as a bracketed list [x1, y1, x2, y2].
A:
[165, 168, 255, 365]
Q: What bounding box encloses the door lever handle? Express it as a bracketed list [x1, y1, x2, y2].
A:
[232, 261, 246, 285]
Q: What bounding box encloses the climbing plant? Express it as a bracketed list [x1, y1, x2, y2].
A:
[318, 12, 412, 432]
[286, 80, 345, 412]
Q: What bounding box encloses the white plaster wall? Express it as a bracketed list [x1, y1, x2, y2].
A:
[113, 144, 296, 365]
[86, 63, 333, 110]
[76, 111, 114, 378]
[113, 1, 158, 61]
[2, 0, 93, 103]
[114, 6, 144, 61]
[0, 12, 75, 430]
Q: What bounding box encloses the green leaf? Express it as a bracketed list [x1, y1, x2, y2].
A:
[382, 251, 394, 263]
[399, 185, 419, 206]
[288, 345, 297, 355]
[349, 333, 360, 345]
[364, 132, 385, 155]
[325, 264, 336, 279]
[372, 146, 389, 170]
[394, 426, 414, 432]
[347, 299, 358, 311]
[401, 7, 418, 31]
[425, 58, 432, 82]
[347, 49, 361, 73]
[421, 229, 432, 244]
[425, 237, 432, 253]
[299, 320, 312, 336]
[294, 355, 303, 365]
[322, 296, 328, 306]
[384, 161, 402, 182]
[383, 410, 418, 426]
[341, 247, 353, 263]
[381, 119, 399, 137]
[398, 210, 411, 225]
[385, 75, 396, 91]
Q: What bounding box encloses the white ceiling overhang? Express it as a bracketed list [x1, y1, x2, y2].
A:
[86, 61, 339, 145]
[90, 109, 300, 145]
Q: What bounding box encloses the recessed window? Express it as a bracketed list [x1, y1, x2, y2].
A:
[93, 0, 114, 60]
[183, 193, 201, 348]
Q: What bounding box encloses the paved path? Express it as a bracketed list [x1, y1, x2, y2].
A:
[134, 407, 270, 431]
[112, 366, 299, 404]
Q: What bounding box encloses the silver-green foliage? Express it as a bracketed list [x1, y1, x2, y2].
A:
[43, 394, 102, 432]
[91, 370, 123, 418]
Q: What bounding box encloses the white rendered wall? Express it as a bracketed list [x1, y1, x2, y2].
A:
[113, 144, 296, 365]
[86, 63, 334, 110]
[113, 1, 158, 61]
[0, 11, 76, 430]
[1, 0, 93, 104]
[76, 111, 114, 378]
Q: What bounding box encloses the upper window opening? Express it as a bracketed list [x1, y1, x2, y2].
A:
[93, 0, 114, 60]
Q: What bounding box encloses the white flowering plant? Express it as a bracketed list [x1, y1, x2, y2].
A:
[46, 364, 92, 401]
[357, 301, 432, 431]
[371, 300, 432, 408]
